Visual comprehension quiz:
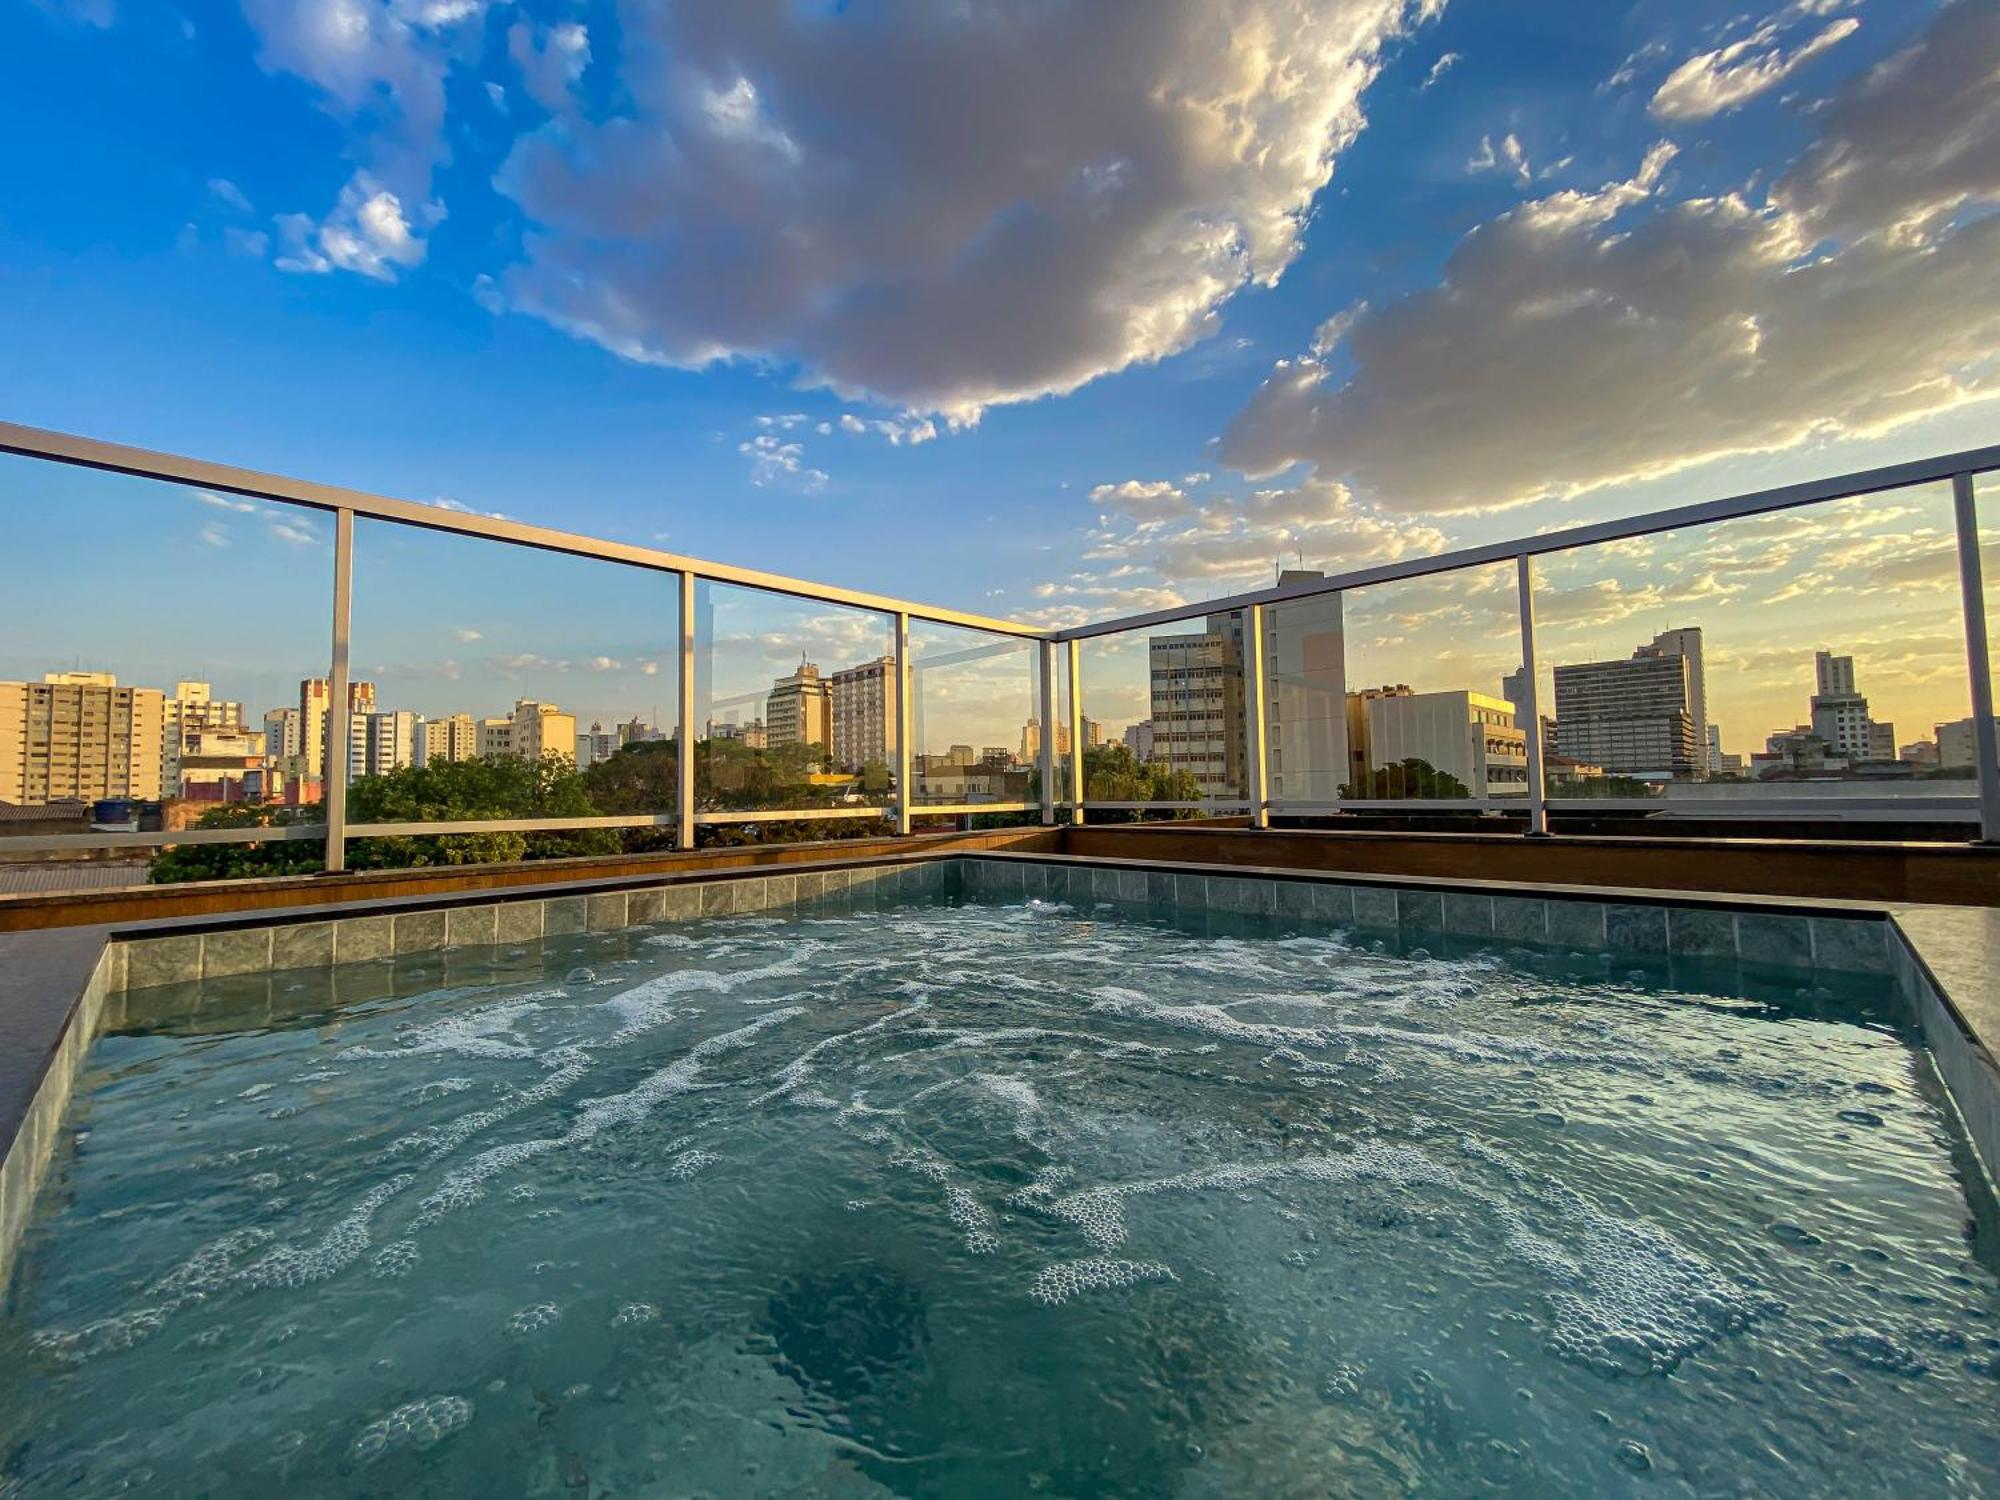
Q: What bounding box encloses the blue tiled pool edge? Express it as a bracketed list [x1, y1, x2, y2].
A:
[4, 851, 1996, 1300]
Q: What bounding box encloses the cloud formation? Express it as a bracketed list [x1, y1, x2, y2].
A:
[1649, 13, 1859, 122]
[1222, 2, 2000, 514]
[241, 0, 485, 279]
[490, 0, 1434, 420]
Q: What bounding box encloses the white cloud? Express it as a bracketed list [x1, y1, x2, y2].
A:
[588, 656, 622, 672]
[1421, 51, 1460, 89]
[275, 171, 435, 281]
[1650, 15, 1859, 123]
[489, 0, 1438, 420]
[242, 0, 485, 279]
[453, 627, 483, 643]
[506, 19, 587, 113]
[1088, 479, 1193, 519]
[1467, 131, 1530, 183]
[738, 433, 828, 491]
[267, 517, 320, 547]
[1222, 4, 2000, 515]
[196, 490, 258, 513]
[198, 522, 231, 548]
[223, 226, 270, 258]
[208, 177, 253, 213]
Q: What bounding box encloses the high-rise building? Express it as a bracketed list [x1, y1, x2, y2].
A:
[299, 678, 375, 780]
[1937, 716, 2000, 772]
[767, 660, 832, 754]
[1553, 646, 1699, 777]
[1123, 720, 1155, 763]
[1355, 689, 1529, 798]
[1266, 586, 1343, 802]
[1149, 613, 1245, 795]
[1020, 717, 1093, 762]
[263, 707, 302, 760]
[419, 713, 478, 765]
[162, 680, 245, 795]
[0, 673, 165, 805]
[361, 711, 420, 777]
[616, 716, 662, 748]
[1638, 628, 1706, 773]
[576, 720, 619, 768]
[511, 699, 575, 763]
[831, 657, 897, 771]
[1809, 650, 1875, 761]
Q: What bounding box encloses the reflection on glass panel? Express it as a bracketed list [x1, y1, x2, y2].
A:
[1277, 563, 1523, 803]
[0, 454, 333, 891]
[348, 520, 678, 862]
[1531, 482, 1971, 808]
[1079, 611, 1246, 815]
[908, 623, 1036, 807]
[694, 582, 896, 819]
[1980, 475, 1999, 766]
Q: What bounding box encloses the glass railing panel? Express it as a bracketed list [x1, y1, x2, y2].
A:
[1079, 610, 1247, 817]
[692, 580, 895, 834]
[1530, 481, 1972, 821]
[346, 518, 679, 864]
[1269, 561, 1524, 806]
[0, 453, 335, 890]
[907, 621, 1036, 809]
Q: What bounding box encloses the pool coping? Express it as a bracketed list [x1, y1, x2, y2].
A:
[4, 849, 1997, 1299]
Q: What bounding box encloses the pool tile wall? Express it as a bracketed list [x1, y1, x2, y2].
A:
[108, 860, 956, 992]
[960, 857, 1894, 976]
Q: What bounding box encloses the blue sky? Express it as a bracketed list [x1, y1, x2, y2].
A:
[2, 0, 1995, 754]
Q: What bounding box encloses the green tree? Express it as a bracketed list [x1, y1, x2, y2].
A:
[1338, 757, 1470, 800]
[145, 802, 327, 883]
[147, 753, 619, 883]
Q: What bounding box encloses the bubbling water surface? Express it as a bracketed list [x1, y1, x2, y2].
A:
[1, 889, 1996, 1497]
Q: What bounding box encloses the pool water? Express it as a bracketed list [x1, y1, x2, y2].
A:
[3, 891, 1996, 1497]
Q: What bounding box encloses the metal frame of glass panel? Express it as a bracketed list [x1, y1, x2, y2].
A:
[2, 418, 1997, 857]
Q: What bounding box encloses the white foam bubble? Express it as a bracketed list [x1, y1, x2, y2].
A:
[370, 1239, 421, 1279]
[237, 1175, 412, 1289]
[415, 1010, 804, 1224]
[1028, 1257, 1177, 1305]
[668, 1148, 718, 1180]
[611, 1302, 658, 1328]
[341, 997, 552, 1063]
[1038, 1141, 1459, 1251]
[506, 1302, 562, 1335]
[349, 1395, 473, 1465]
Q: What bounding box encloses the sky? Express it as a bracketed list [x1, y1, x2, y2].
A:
[2, 0, 1996, 763]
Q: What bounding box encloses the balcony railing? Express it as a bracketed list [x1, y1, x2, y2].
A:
[1, 418, 1997, 886]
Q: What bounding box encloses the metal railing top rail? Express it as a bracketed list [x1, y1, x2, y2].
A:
[0, 419, 1044, 639]
[1051, 443, 2000, 641]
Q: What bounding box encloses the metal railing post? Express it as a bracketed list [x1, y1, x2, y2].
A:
[894, 612, 914, 836]
[676, 570, 697, 851]
[322, 507, 354, 873]
[1245, 604, 1270, 829]
[1515, 553, 1550, 837]
[1066, 638, 1085, 826]
[1951, 473, 2000, 843]
[1038, 638, 1056, 824]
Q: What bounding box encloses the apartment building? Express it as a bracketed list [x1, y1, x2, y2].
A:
[0, 672, 165, 805]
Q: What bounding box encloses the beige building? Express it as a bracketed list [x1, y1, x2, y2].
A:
[299, 678, 375, 779]
[481, 699, 575, 764]
[1355, 688, 1529, 798]
[162, 680, 246, 795]
[420, 712, 478, 765]
[767, 660, 832, 755]
[0, 673, 165, 805]
[1150, 616, 1244, 795]
[831, 657, 898, 771]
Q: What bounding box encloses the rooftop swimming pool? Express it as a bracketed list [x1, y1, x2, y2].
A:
[2, 886, 1996, 1496]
